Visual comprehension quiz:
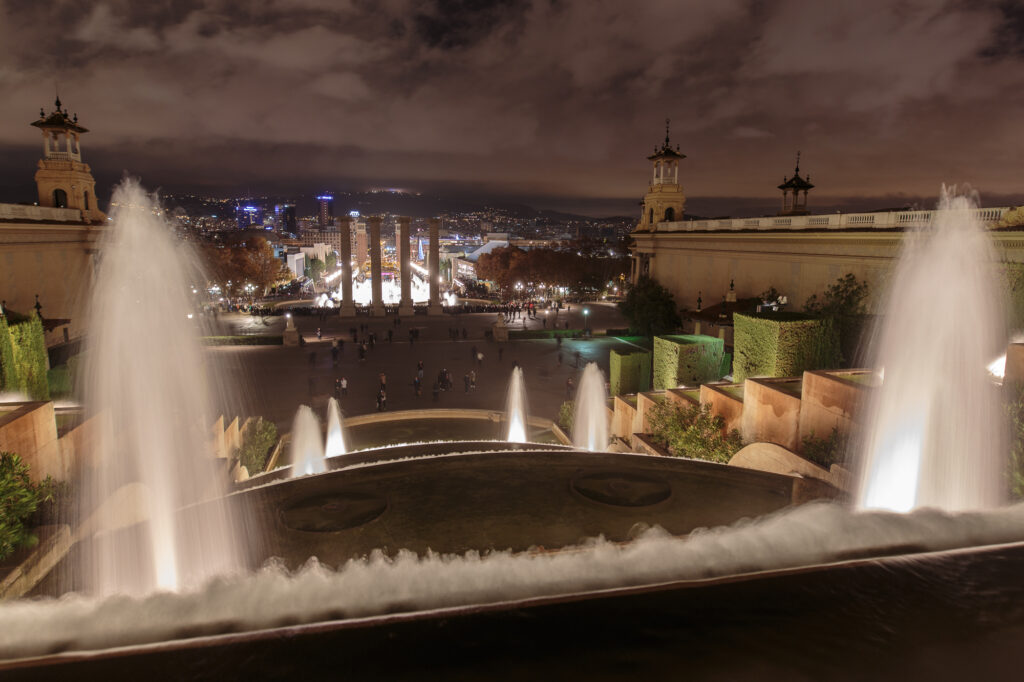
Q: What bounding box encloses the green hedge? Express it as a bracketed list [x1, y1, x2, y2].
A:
[47, 366, 72, 398]
[653, 335, 725, 389]
[732, 312, 840, 382]
[201, 335, 284, 346]
[0, 315, 49, 400]
[609, 349, 652, 395]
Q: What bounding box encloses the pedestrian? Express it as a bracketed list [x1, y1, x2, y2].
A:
[341, 376, 348, 395]
[566, 376, 575, 399]
[376, 390, 384, 411]
[380, 389, 387, 410]
[574, 350, 581, 368]
[477, 351, 483, 366]
[498, 347, 504, 361]
[469, 370, 476, 390]
[316, 327, 322, 340]
[414, 375, 422, 396]
[334, 378, 342, 399]
[379, 372, 387, 391]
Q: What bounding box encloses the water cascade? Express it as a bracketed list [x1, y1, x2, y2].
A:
[856, 191, 1007, 512]
[290, 405, 327, 477]
[505, 367, 529, 442]
[324, 397, 347, 458]
[82, 180, 242, 596]
[572, 363, 608, 451]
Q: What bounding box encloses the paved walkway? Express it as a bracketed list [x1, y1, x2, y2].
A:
[207, 303, 634, 430]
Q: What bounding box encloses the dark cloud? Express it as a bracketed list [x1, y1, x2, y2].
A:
[0, 0, 1021, 216]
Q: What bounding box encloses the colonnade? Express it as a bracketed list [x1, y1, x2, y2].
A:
[335, 215, 442, 316]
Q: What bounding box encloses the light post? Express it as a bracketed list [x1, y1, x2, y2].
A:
[583, 307, 590, 335]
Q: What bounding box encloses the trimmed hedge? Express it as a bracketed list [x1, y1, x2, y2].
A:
[609, 349, 652, 395]
[732, 312, 840, 382]
[653, 335, 725, 389]
[0, 315, 49, 400]
[201, 335, 284, 346]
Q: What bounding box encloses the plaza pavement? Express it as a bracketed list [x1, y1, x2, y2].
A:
[206, 302, 641, 430]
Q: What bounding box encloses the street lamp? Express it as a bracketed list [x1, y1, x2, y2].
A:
[583, 307, 590, 334]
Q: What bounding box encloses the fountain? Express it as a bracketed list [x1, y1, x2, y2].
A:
[81, 180, 242, 596]
[324, 398, 347, 458]
[572, 363, 608, 451]
[504, 367, 528, 442]
[856, 190, 1007, 512]
[289, 405, 326, 477]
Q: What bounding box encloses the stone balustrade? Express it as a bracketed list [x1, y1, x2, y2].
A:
[0, 203, 85, 223]
[653, 206, 1010, 233]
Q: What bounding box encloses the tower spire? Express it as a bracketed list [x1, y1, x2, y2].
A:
[795, 150, 801, 173]
[665, 118, 671, 147]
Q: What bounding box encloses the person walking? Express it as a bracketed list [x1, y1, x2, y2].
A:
[379, 372, 387, 392]
[469, 369, 476, 390]
[341, 376, 348, 395]
[316, 327, 322, 340]
[334, 378, 342, 399]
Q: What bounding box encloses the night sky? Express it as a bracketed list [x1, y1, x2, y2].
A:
[1, 0, 1023, 216]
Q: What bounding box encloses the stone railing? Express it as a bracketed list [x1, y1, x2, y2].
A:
[0, 203, 84, 223]
[654, 206, 1010, 233]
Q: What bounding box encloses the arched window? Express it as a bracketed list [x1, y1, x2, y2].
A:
[664, 207, 675, 221]
[53, 189, 68, 208]
[648, 208, 654, 224]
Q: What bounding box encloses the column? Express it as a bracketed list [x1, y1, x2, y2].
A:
[427, 217, 442, 315]
[398, 216, 413, 315]
[338, 216, 355, 316]
[368, 215, 384, 316]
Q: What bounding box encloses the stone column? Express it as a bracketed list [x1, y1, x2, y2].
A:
[338, 216, 355, 317]
[397, 216, 413, 316]
[427, 217, 442, 315]
[368, 215, 384, 316]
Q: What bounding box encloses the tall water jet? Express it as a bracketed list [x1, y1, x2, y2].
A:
[290, 405, 326, 476]
[856, 190, 1007, 512]
[505, 367, 529, 442]
[573, 363, 608, 451]
[82, 180, 242, 596]
[324, 397, 347, 458]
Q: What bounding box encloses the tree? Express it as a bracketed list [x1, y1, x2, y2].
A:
[308, 257, 326, 283]
[804, 273, 869, 366]
[245, 238, 289, 295]
[618, 276, 681, 338]
[326, 252, 337, 270]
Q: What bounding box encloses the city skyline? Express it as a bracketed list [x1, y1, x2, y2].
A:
[0, 1, 1023, 217]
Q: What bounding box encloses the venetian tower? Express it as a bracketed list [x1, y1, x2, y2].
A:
[32, 97, 105, 223]
[636, 119, 686, 232]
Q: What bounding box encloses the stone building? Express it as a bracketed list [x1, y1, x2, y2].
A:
[0, 99, 106, 343]
[629, 126, 1023, 314]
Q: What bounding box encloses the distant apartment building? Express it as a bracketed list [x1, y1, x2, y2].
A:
[317, 194, 333, 228]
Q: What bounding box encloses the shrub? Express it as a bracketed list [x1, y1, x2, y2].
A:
[609, 350, 651, 395]
[646, 401, 743, 463]
[201, 335, 284, 346]
[0, 452, 55, 560]
[235, 418, 278, 474]
[653, 335, 724, 389]
[1007, 387, 1024, 500]
[1, 315, 49, 400]
[47, 365, 72, 398]
[800, 428, 851, 469]
[557, 401, 575, 431]
[804, 273, 870, 366]
[732, 312, 840, 381]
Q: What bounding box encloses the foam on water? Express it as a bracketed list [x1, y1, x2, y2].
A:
[4, 501, 1024, 660]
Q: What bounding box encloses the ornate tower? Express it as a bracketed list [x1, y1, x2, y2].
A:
[777, 152, 814, 216]
[636, 119, 686, 232]
[31, 98, 105, 223]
